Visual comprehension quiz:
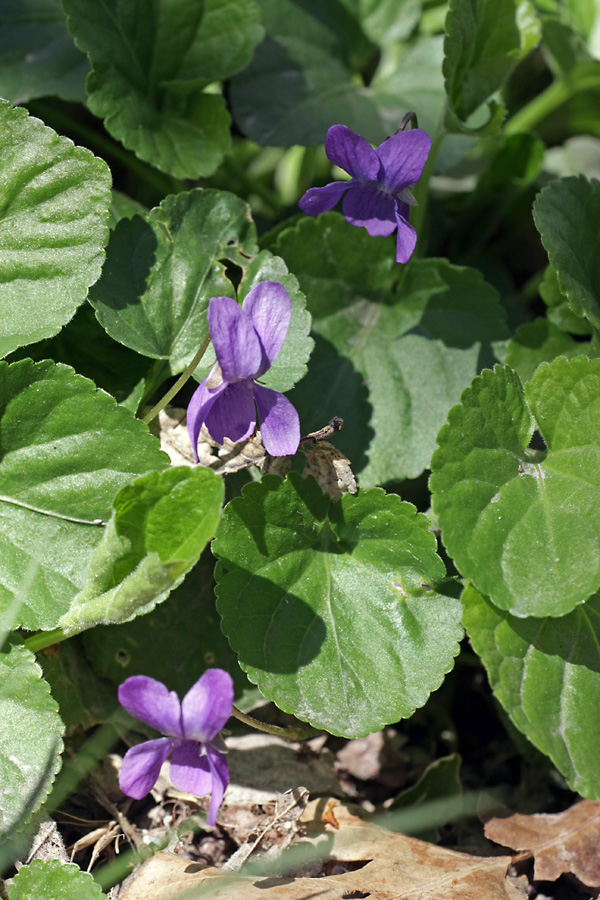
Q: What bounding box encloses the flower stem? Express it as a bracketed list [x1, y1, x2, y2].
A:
[411, 127, 446, 258]
[231, 705, 324, 742]
[397, 111, 418, 132]
[142, 335, 211, 425]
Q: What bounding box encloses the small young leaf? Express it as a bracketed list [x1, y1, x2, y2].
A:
[7, 859, 104, 899]
[443, 0, 541, 125]
[533, 176, 600, 330]
[0, 638, 63, 838]
[0, 0, 89, 104]
[214, 473, 463, 738]
[89, 190, 258, 372]
[431, 357, 600, 618]
[0, 100, 111, 358]
[63, 0, 263, 178]
[0, 359, 167, 631]
[463, 584, 600, 799]
[59, 467, 224, 635]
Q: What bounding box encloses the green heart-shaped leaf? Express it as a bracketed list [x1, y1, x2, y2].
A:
[431, 357, 600, 617]
[229, 0, 383, 146]
[214, 473, 463, 737]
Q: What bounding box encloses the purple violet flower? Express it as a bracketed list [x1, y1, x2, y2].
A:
[298, 124, 432, 264]
[118, 669, 233, 826]
[187, 281, 300, 459]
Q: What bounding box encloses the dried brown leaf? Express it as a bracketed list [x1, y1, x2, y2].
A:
[122, 799, 526, 900]
[151, 408, 354, 500]
[485, 798, 600, 887]
[300, 441, 357, 501]
[150, 407, 269, 473]
[224, 787, 310, 871]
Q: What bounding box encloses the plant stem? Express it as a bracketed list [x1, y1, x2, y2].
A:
[411, 127, 446, 258]
[142, 336, 211, 425]
[504, 67, 600, 136]
[231, 706, 323, 742]
[24, 628, 68, 653]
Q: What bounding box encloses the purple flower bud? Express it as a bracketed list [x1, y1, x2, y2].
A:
[187, 282, 301, 459]
[298, 124, 432, 263]
[118, 670, 234, 827]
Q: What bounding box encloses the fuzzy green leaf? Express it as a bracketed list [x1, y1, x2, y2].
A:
[59, 466, 224, 635]
[0, 639, 63, 838]
[7, 859, 104, 899]
[0, 100, 111, 358]
[82, 552, 247, 699]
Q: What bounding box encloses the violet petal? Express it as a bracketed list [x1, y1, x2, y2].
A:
[119, 737, 174, 799]
[298, 180, 350, 216]
[375, 129, 432, 193]
[170, 739, 213, 796]
[181, 669, 234, 743]
[394, 203, 417, 264]
[204, 380, 257, 444]
[208, 296, 262, 382]
[242, 281, 291, 376]
[187, 376, 229, 463]
[206, 745, 229, 827]
[325, 124, 380, 181]
[254, 385, 300, 456]
[342, 183, 397, 237]
[118, 676, 183, 736]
